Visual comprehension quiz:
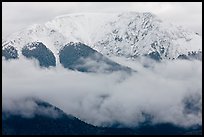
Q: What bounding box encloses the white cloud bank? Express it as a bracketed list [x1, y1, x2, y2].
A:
[2, 57, 202, 128]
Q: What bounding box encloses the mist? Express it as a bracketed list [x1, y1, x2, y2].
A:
[2, 56, 202, 128]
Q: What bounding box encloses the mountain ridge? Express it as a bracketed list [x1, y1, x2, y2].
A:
[2, 12, 202, 61]
[3, 98, 202, 135]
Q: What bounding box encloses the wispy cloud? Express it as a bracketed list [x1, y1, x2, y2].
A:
[2, 57, 202, 127]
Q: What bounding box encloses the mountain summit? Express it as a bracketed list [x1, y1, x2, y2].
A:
[2, 12, 202, 62]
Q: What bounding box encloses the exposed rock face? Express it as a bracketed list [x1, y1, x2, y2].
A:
[22, 42, 56, 67]
[59, 42, 132, 73]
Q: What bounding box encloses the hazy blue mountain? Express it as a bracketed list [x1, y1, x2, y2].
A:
[144, 51, 162, 61]
[2, 99, 202, 135]
[59, 42, 133, 73]
[22, 42, 56, 67]
[2, 45, 18, 60]
[2, 99, 136, 135]
[177, 51, 202, 61]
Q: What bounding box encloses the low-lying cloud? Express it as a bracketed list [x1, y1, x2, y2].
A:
[2, 56, 202, 128]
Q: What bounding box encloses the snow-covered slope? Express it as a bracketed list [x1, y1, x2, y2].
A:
[2, 12, 202, 61]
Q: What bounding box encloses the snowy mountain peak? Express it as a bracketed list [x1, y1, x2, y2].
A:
[2, 12, 202, 61]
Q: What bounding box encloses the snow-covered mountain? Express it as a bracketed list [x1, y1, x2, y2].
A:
[2, 12, 202, 62]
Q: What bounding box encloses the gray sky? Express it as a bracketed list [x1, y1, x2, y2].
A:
[2, 2, 202, 38]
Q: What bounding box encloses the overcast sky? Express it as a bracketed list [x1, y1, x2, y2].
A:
[2, 2, 202, 38]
